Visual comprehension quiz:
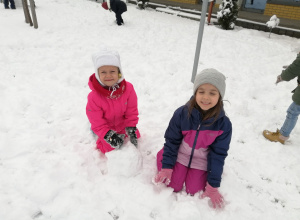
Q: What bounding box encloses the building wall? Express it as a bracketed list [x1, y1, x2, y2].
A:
[215, 0, 242, 7]
[215, 0, 243, 9]
[170, 0, 199, 4]
[216, 0, 300, 21]
[264, 3, 300, 20]
[169, 0, 241, 6]
[171, 0, 300, 21]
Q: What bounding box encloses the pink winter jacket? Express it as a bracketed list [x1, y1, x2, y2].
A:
[86, 74, 140, 153]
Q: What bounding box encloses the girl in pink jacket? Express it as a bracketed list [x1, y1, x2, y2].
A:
[86, 48, 140, 153]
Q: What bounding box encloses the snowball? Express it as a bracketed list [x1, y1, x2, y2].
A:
[106, 142, 143, 177]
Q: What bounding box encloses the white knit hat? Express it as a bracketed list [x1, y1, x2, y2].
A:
[193, 68, 226, 99]
[92, 47, 124, 86]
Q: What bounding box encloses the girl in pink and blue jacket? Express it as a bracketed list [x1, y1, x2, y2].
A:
[154, 68, 232, 209]
[86, 48, 140, 154]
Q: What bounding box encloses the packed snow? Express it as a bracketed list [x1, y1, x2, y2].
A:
[1, 0, 300, 219]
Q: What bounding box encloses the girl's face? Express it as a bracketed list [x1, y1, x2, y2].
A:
[195, 83, 220, 111]
[98, 65, 119, 87]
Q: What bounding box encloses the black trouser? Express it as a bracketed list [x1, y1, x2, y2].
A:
[4, 0, 16, 8]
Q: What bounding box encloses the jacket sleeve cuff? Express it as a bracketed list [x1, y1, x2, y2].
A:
[207, 181, 220, 188]
[162, 164, 173, 169]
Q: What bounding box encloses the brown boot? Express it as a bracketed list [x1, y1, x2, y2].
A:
[262, 129, 289, 144]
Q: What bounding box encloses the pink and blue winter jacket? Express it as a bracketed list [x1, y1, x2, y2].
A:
[162, 104, 232, 188]
[86, 74, 140, 153]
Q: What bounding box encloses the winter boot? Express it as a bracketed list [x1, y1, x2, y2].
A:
[262, 129, 289, 144]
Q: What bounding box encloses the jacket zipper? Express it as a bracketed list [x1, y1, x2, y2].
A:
[188, 124, 201, 168]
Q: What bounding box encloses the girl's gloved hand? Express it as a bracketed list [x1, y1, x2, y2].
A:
[201, 182, 224, 209]
[154, 169, 173, 185]
[104, 130, 125, 149]
[125, 127, 138, 147]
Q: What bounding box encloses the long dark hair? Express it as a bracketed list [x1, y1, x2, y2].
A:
[187, 95, 223, 126]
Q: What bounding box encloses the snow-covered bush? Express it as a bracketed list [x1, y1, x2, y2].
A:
[266, 15, 280, 38]
[217, 0, 239, 30]
[266, 15, 280, 29]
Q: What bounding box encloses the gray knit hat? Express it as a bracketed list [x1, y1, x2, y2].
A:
[193, 68, 226, 99]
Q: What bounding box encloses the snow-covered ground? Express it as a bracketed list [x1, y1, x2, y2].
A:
[1, 0, 300, 219]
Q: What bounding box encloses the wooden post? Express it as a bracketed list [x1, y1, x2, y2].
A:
[22, 0, 33, 26]
[29, 0, 38, 29]
[207, 1, 214, 25]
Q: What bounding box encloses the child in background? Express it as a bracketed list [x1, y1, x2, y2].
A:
[86, 47, 140, 153]
[263, 52, 300, 144]
[102, 0, 127, 26]
[154, 69, 232, 209]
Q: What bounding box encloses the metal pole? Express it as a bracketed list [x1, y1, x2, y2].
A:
[191, 0, 209, 83]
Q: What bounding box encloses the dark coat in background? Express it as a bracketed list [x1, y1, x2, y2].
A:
[110, 0, 127, 25]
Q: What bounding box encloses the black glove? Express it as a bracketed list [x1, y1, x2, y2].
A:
[126, 127, 138, 147]
[104, 130, 124, 149]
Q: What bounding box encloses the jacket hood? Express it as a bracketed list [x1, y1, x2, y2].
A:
[92, 47, 124, 86]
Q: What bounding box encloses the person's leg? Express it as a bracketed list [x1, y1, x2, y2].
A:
[168, 162, 188, 192]
[263, 102, 300, 144]
[4, 0, 9, 8]
[115, 13, 122, 25]
[156, 149, 188, 192]
[156, 148, 164, 171]
[280, 102, 300, 137]
[185, 168, 207, 195]
[10, 0, 15, 9]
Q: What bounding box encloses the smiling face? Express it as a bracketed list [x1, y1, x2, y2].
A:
[98, 65, 119, 87]
[195, 83, 220, 111]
